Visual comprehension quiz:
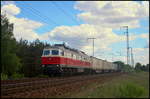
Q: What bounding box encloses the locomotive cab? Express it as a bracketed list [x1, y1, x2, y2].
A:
[42, 49, 60, 56]
[42, 48, 64, 56]
[41, 48, 63, 65]
[41, 47, 63, 75]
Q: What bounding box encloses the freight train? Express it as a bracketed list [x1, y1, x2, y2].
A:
[41, 44, 119, 76]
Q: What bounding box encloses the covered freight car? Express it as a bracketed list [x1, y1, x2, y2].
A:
[90, 57, 118, 73]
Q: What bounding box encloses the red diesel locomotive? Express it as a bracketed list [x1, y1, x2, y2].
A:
[41, 44, 118, 76]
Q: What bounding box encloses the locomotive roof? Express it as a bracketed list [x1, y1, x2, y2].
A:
[44, 44, 88, 56]
[55, 44, 87, 55]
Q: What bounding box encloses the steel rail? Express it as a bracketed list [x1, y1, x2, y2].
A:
[1, 73, 123, 96]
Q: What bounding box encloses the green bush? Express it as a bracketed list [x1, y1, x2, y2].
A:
[11, 73, 24, 80]
[37, 74, 49, 78]
[117, 82, 146, 98]
[1, 73, 8, 80]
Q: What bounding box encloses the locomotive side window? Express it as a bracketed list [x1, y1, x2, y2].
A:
[73, 54, 76, 59]
[43, 50, 50, 55]
[61, 51, 64, 56]
[79, 56, 81, 60]
[76, 55, 78, 60]
[52, 50, 59, 55]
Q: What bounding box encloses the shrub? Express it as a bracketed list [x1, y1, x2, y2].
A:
[11, 73, 24, 80]
[37, 74, 49, 78]
[1, 73, 8, 80]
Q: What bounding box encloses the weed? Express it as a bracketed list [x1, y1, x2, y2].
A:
[117, 82, 146, 98]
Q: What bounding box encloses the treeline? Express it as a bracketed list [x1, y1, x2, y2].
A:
[114, 61, 149, 72]
[134, 62, 149, 72]
[16, 38, 51, 77]
[1, 15, 50, 79]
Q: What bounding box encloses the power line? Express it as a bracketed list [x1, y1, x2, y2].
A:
[51, 1, 80, 25]
[19, 2, 73, 44]
[50, 2, 82, 33]
[60, 2, 81, 24]
[18, 5, 61, 36]
[23, 2, 59, 26]
[49, 1, 86, 46]
[4, 2, 54, 39]
[19, 2, 56, 26]
[26, 2, 78, 41]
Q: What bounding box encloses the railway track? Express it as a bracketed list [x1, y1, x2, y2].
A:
[1, 72, 124, 98]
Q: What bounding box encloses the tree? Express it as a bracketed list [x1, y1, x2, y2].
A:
[113, 61, 134, 72]
[146, 64, 149, 72]
[16, 38, 29, 75]
[16, 38, 51, 77]
[1, 15, 21, 77]
[25, 39, 45, 77]
[135, 62, 142, 71]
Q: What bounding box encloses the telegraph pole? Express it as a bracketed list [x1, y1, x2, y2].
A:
[87, 38, 96, 57]
[122, 26, 130, 65]
[87, 37, 96, 70]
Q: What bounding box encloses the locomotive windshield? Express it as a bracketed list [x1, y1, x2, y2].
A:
[51, 50, 59, 55]
[43, 50, 50, 55]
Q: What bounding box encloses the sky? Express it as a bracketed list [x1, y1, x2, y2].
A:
[1, 1, 149, 66]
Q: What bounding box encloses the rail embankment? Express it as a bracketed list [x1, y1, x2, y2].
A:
[65, 72, 149, 98]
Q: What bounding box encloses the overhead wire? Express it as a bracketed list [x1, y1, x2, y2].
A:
[15, 2, 63, 45]
[51, 1, 84, 33]
[20, 2, 59, 26]
[24, 2, 74, 35]
[18, 1, 67, 43]
[51, 2, 97, 49]
[17, 1, 84, 46]
[50, 1, 88, 46]
[51, 1, 80, 25]
[18, 6, 51, 33]
[25, 1, 81, 37]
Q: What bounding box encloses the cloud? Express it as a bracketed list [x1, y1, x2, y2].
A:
[1, 4, 20, 15]
[40, 24, 142, 57]
[1, 3, 44, 41]
[133, 48, 149, 65]
[138, 33, 149, 39]
[1, 1, 15, 6]
[75, 1, 149, 29]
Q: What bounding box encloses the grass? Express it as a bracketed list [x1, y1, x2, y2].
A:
[61, 72, 149, 98]
[117, 82, 146, 98]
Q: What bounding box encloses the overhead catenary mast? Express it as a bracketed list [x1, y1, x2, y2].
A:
[122, 26, 130, 65]
[130, 47, 134, 67]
